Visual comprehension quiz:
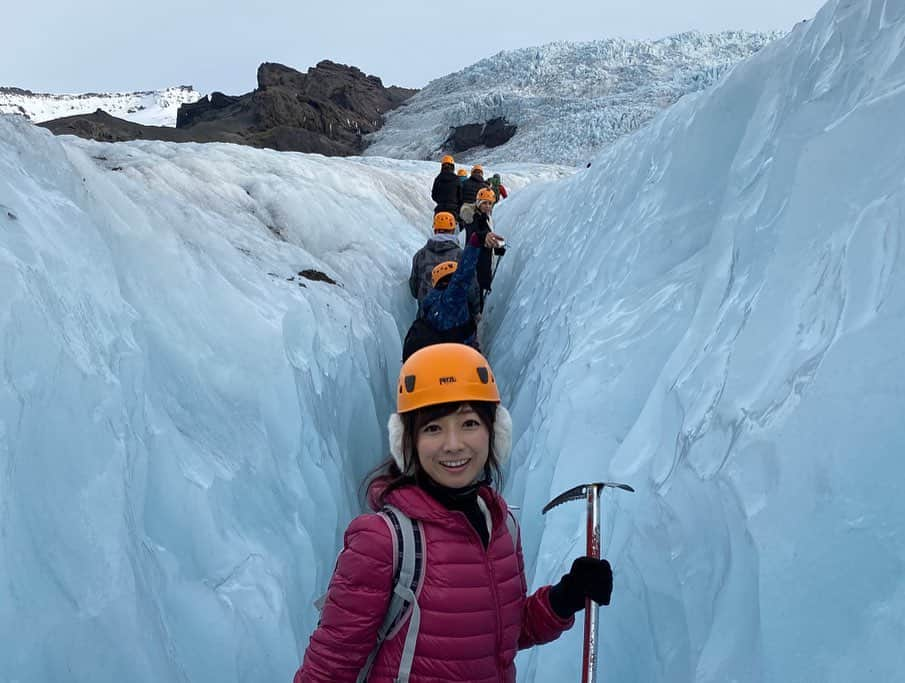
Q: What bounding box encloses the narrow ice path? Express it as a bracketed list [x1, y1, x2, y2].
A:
[0, 116, 572, 682]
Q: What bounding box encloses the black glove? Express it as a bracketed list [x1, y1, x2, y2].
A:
[493, 246, 507, 256]
[548, 557, 613, 619]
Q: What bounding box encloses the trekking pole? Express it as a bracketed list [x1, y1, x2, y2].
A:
[543, 482, 635, 683]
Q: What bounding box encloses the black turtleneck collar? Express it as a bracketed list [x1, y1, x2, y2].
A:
[418, 473, 491, 548]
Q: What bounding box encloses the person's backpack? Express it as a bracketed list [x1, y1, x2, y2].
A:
[488, 177, 502, 202]
[402, 317, 477, 362]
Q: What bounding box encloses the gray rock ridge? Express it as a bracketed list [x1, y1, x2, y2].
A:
[39, 61, 417, 155]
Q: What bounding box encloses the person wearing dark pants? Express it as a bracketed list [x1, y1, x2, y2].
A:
[464, 187, 503, 311]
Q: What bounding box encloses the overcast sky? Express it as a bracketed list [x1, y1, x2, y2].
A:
[3, 0, 826, 94]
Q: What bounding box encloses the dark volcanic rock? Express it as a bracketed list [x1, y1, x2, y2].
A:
[39, 61, 418, 156]
[298, 269, 338, 285]
[482, 118, 518, 147]
[40, 109, 237, 144]
[176, 92, 240, 127]
[445, 116, 517, 153]
[447, 122, 484, 151]
[256, 62, 308, 90]
[232, 61, 414, 153]
[0, 86, 34, 96]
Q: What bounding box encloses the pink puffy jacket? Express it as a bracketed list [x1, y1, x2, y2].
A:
[294, 481, 573, 682]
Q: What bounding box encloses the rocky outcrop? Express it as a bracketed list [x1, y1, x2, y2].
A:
[40, 109, 215, 144]
[444, 117, 517, 153]
[39, 61, 417, 155]
[176, 92, 240, 128]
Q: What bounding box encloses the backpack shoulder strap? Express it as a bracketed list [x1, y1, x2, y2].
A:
[478, 496, 519, 552]
[505, 509, 519, 551]
[357, 505, 424, 683]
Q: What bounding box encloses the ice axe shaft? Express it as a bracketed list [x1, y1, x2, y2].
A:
[583, 485, 601, 683]
[543, 482, 635, 683]
[491, 247, 505, 280]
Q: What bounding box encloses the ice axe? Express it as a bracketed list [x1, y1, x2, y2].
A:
[543, 482, 635, 683]
[491, 239, 506, 280]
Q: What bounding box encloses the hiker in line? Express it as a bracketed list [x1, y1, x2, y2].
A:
[458, 164, 491, 233]
[431, 155, 462, 216]
[488, 173, 508, 202]
[462, 186, 503, 309]
[456, 167, 470, 231]
[294, 343, 614, 682]
[402, 224, 503, 360]
[408, 211, 481, 317]
[460, 164, 490, 206]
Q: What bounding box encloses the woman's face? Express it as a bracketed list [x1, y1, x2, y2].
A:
[478, 201, 493, 214]
[415, 404, 490, 488]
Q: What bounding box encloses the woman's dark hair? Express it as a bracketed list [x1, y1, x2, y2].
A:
[362, 400, 503, 508]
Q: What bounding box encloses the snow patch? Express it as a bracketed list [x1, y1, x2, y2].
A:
[0, 86, 202, 126]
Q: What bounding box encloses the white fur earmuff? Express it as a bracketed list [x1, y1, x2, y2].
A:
[388, 405, 513, 471]
[493, 405, 512, 465]
[388, 411, 405, 470]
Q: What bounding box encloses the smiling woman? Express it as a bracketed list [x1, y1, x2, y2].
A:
[415, 403, 491, 489]
[293, 344, 615, 682]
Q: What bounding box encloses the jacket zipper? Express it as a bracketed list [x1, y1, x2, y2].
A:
[453, 510, 506, 681]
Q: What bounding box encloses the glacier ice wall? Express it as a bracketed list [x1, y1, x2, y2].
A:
[484, 0, 905, 680]
[2, 0, 905, 678]
[0, 118, 569, 681]
[0, 123, 430, 681]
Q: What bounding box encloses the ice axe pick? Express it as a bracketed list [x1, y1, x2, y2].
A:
[542, 482, 635, 683]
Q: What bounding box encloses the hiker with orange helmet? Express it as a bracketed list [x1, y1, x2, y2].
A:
[409, 211, 481, 319]
[431, 155, 463, 215]
[460, 164, 490, 206]
[463, 186, 504, 307]
[458, 164, 492, 239]
[294, 344, 614, 682]
[401, 223, 503, 360]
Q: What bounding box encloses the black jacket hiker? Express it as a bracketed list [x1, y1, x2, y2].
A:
[431, 170, 463, 215]
[461, 175, 490, 205]
[465, 209, 496, 298]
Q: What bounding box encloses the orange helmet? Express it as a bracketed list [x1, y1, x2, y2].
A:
[433, 211, 456, 232]
[476, 187, 496, 203]
[431, 260, 458, 287]
[471, 165, 484, 175]
[397, 343, 500, 413]
[441, 155, 455, 165]
[457, 169, 468, 177]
